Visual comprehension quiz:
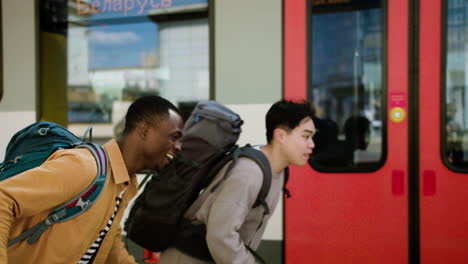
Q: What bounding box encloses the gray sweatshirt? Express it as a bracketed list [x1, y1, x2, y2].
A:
[158, 156, 284, 264]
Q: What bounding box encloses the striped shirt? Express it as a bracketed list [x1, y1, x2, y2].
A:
[78, 188, 126, 264]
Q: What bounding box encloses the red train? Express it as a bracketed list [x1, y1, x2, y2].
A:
[285, 0, 468, 263]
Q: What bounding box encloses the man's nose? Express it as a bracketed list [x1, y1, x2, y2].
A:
[309, 138, 315, 150]
[174, 140, 182, 152]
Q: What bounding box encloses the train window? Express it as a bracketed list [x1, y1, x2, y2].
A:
[308, 0, 385, 172]
[40, 0, 209, 135]
[443, 0, 468, 170]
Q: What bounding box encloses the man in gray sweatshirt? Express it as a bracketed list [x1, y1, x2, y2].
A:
[158, 100, 316, 264]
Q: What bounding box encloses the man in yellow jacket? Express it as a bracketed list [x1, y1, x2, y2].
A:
[0, 95, 183, 263]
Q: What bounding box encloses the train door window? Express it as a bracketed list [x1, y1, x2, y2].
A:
[443, 0, 468, 169]
[40, 0, 208, 137]
[308, 0, 385, 172]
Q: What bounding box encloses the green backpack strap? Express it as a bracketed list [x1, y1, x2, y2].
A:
[7, 143, 108, 247]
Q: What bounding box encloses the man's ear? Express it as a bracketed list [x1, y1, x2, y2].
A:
[137, 122, 149, 139]
[273, 128, 286, 144]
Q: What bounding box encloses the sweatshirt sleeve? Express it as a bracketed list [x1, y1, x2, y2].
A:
[0, 149, 97, 263]
[204, 159, 263, 264]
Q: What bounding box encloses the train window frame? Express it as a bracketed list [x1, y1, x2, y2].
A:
[39, 0, 211, 138]
[441, 0, 468, 172]
[306, 0, 388, 173]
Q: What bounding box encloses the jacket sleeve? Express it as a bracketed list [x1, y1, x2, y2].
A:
[0, 149, 97, 263]
[204, 159, 263, 264]
[105, 227, 136, 264]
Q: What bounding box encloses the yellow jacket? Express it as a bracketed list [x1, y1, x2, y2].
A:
[0, 139, 138, 264]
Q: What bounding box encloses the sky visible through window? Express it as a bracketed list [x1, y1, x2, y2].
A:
[75, 0, 207, 69]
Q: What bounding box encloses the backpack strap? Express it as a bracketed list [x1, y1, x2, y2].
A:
[7, 143, 108, 247]
[81, 125, 93, 142]
[210, 146, 272, 214]
[238, 147, 272, 212]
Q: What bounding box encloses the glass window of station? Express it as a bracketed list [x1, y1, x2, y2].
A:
[444, 0, 468, 169]
[308, 0, 385, 172]
[40, 0, 209, 137]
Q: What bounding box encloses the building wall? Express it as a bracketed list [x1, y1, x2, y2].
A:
[0, 0, 37, 160]
[215, 0, 284, 262]
[214, 0, 282, 104]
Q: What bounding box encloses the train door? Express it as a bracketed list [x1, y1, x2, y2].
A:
[284, 0, 409, 263]
[420, 0, 468, 263]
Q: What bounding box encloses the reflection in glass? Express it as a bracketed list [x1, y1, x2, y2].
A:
[444, 0, 468, 168]
[65, 0, 209, 124]
[308, 1, 384, 169]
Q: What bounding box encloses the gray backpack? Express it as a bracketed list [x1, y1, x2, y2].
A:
[125, 101, 287, 256]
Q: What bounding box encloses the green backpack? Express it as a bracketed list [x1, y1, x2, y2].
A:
[0, 121, 108, 247]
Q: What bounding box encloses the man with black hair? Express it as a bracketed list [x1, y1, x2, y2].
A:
[0, 95, 183, 263]
[159, 99, 316, 264]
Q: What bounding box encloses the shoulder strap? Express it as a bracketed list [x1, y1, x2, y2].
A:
[210, 146, 272, 214]
[237, 147, 272, 211]
[81, 125, 93, 142]
[7, 143, 108, 247]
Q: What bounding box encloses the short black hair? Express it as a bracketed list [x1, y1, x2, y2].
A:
[122, 95, 180, 136]
[266, 99, 315, 143]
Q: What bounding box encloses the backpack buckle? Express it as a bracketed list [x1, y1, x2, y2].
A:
[75, 197, 90, 210]
[45, 214, 60, 225]
[37, 127, 50, 136]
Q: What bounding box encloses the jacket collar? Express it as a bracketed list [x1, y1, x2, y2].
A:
[104, 139, 133, 184]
